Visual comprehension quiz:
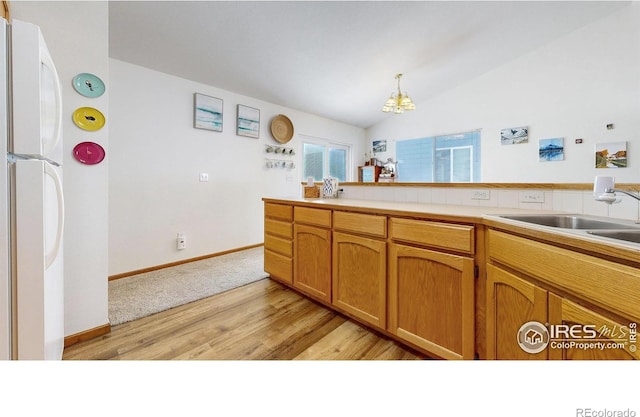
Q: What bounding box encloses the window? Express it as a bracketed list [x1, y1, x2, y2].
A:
[396, 130, 481, 182]
[302, 136, 350, 182]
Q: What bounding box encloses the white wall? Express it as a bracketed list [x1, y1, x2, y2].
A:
[12, 1, 635, 338]
[11, 1, 109, 337]
[367, 3, 640, 184]
[109, 59, 365, 275]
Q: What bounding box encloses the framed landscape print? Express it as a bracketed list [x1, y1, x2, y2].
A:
[194, 93, 223, 132]
[236, 104, 260, 138]
[539, 138, 564, 162]
[595, 141, 627, 168]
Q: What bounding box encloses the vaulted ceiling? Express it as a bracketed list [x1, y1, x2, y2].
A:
[109, 1, 630, 128]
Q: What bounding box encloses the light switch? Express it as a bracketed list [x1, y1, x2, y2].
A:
[472, 190, 490, 200]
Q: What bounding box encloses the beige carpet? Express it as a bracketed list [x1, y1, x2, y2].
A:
[108, 247, 269, 326]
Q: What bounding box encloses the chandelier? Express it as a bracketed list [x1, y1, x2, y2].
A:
[382, 73, 416, 114]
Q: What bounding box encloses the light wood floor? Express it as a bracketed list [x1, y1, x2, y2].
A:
[63, 278, 426, 360]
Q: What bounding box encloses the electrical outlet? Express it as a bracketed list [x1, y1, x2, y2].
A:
[471, 190, 491, 200]
[519, 191, 545, 203]
[177, 233, 186, 250]
[199, 173, 209, 182]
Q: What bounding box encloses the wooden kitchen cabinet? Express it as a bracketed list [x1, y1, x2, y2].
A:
[487, 263, 640, 360]
[293, 207, 332, 303]
[263, 197, 640, 361]
[486, 228, 640, 360]
[486, 264, 548, 360]
[487, 229, 640, 326]
[332, 211, 387, 329]
[548, 294, 639, 360]
[388, 243, 475, 359]
[264, 203, 293, 284]
[386, 216, 476, 360]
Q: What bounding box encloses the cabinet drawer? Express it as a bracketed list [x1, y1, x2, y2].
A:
[294, 206, 331, 228]
[265, 203, 293, 221]
[265, 234, 293, 257]
[265, 218, 293, 239]
[488, 229, 640, 323]
[390, 218, 474, 254]
[264, 249, 292, 285]
[333, 211, 387, 238]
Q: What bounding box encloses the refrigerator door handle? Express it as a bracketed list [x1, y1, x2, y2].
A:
[40, 43, 62, 158]
[43, 163, 64, 268]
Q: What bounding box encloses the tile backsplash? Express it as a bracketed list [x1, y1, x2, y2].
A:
[334, 185, 640, 221]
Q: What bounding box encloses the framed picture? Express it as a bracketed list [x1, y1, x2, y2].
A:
[194, 93, 223, 132]
[373, 140, 387, 153]
[595, 141, 627, 168]
[539, 138, 564, 162]
[501, 126, 528, 145]
[236, 104, 260, 138]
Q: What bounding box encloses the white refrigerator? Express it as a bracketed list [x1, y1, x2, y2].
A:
[1, 18, 65, 360]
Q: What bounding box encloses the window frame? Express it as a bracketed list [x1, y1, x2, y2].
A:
[396, 130, 481, 183]
[436, 145, 474, 182]
[300, 135, 352, 182]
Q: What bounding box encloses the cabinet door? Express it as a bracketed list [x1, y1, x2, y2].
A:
[332, 232, 386, 329]
[264, 249, 292, 285]
[548, 294, 639, 360]
[486, 264, 548, 360]
[294, 224, 331, 303]
[388, 243, 475, 360]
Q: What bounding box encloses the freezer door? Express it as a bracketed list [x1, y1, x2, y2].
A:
[14, 159, 64, 360]
[10, 19, 63, 163]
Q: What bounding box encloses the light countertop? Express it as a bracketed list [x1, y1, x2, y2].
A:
[264, 197, 560, 220]
[263, 196, 640, 263]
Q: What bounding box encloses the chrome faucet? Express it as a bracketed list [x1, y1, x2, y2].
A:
[605, 187, 640, 202]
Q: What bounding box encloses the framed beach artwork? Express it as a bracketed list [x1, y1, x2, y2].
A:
[539, 138, 564, 162]
[194, 93, 223, 132]
[236, 105, 260, 138]
[595, 141, 627, 168]
[501, 126, 529, 145]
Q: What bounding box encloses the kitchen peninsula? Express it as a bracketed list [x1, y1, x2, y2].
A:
[263, 197, 640, 360]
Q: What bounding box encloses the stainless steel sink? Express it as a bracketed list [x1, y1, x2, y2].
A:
[499, 214, 640, 230]
[587, 230, 640, 244]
